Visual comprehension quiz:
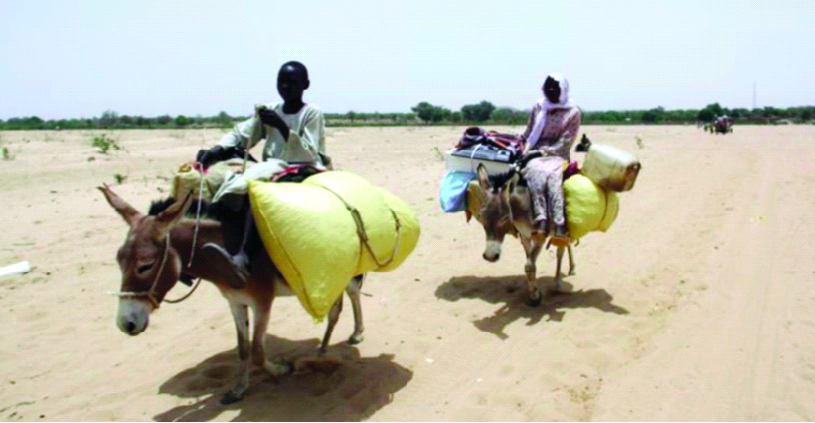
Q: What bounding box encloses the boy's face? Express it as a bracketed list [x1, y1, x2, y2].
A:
[277, 65, 309, 103]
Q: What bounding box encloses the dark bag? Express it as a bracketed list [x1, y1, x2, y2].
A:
[195, 146, 258, 170]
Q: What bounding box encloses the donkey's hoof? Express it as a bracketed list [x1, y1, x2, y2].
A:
[526, 291, 542, 307]
[348, 333, 364, 345]
[220, 391, 244, 405]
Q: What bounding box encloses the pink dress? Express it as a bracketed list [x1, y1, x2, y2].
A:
[520, 104, 582, 228]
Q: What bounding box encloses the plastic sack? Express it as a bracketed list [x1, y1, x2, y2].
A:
[439, 171, 475, 212]
[247, 171, 420, 320]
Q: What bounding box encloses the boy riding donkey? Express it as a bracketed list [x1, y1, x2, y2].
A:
[195, 61, 329, 288]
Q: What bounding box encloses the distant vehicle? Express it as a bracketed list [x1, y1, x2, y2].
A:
[707, 116, 733, 134]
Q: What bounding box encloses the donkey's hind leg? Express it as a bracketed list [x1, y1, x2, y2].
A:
[346, 274, 365, 345]
[222, 303, 251, 405]
[553, 246, 573, 294]
[319, 294, 343, 355]
[567, 244, 576, 275]
[249, 301, 292, 377]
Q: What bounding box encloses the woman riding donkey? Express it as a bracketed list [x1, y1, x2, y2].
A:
[196, 60, 328, 288]
[519, 73, 582, 247]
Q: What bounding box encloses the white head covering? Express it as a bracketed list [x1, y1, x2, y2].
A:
[526, 73, 576, 149]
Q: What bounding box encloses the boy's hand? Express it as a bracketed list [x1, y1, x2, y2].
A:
[258, 108, 290, 140]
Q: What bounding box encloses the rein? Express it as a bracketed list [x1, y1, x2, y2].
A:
[113, 168, 208, 308]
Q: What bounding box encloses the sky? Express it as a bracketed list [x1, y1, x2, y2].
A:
[1, 0, 813, 120]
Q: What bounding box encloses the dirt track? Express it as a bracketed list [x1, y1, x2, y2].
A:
[1, 125, 814, 421]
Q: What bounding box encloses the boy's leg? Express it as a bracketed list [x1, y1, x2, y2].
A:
[201, 199, 251, 289]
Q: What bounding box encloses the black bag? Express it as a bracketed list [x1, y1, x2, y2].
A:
[195, 146, 257, 169]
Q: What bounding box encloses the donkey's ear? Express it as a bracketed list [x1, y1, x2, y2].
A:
[98, 184, 142, 227]
[507, 171, 520, 193]
[476, 164, 490, 191]
[156, 189, 195, 227]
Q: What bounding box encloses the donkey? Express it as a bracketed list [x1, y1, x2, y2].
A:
[98, 184, 365, 404]
[468, 164, 575, 306]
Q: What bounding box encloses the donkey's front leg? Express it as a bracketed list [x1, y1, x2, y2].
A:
[522, 238, 544, 307]
[345, 274, 365, 345]
[553, 246, 572, 293]
[222, 302, 251, 405]
[567, 244, 576, 275]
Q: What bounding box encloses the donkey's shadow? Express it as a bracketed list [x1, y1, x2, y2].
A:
[435, 275, 629, 339]
[153, 335, 412, 422]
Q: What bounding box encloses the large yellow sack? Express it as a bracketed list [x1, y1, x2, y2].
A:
[564, 173, 619, 240]
[247, 171, 420, 320]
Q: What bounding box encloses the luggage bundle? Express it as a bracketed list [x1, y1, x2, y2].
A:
[248, 171, 421, 321]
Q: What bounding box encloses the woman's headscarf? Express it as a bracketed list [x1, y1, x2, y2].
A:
[526, 73, 576, 149]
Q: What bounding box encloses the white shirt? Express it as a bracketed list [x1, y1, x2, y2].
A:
[218, 102, 326, 165]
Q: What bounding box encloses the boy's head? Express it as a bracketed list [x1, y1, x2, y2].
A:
[277, 61, 309, 103]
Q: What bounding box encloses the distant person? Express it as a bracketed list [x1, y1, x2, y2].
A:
[519, 73, 582, 247]
[196, 60, 328, 288]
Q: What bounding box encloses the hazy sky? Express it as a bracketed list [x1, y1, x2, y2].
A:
[1, 0, 813, 120]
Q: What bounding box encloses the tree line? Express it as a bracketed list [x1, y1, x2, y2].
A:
[1, 103, 812, 130]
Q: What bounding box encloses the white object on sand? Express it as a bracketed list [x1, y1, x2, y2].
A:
[0, 261, 31, 277]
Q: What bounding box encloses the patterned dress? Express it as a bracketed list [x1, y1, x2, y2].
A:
[520, 104, 582, 228]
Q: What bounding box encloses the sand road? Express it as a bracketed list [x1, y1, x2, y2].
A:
[1, 125, 813, 421]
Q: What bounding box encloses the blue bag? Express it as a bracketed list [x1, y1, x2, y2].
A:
[439, 171, 475, 212]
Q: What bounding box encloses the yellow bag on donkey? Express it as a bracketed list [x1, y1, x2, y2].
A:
[247, 171, 420, 321]
[563, 173, 619, 241]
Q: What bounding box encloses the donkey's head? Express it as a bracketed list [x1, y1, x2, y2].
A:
[98, 185, 193, 335]
[471, 164, 520, 262]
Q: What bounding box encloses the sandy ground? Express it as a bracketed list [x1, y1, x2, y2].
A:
[1, 124, 814, 421]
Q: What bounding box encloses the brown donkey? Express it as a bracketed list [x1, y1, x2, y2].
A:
[469, 164, 574, 306]
[98, 185, 365, 404]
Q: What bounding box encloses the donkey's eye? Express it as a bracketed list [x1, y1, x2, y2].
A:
[137, 264, 154, 275]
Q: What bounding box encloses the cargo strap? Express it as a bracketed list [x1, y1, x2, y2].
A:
[314, 185, 402, 270]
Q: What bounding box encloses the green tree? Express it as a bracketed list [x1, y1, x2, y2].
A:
[216, 111, 232, 127]
[156, 115, 173, 126]
[174, 115, 192, 127]
[99, 110, 119, 128]
[411, 102, 451, 123]
[461, 101, 496, 122]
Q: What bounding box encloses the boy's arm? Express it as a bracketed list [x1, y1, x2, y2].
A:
[217, 116, 263, 150]
[281, 108, 325, 164]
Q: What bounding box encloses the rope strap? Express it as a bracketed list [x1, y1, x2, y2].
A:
[315, 184, 402, 270]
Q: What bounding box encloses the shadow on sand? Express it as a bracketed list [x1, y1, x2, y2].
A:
[152, 334, 412, 422]
[435, 274, 629, 339]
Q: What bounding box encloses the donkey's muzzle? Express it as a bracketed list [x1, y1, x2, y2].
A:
[483, 252, 499, 262]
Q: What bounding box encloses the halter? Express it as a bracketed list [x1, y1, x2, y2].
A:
[112, 164, 208, 308]
[113, 234, 172, 309]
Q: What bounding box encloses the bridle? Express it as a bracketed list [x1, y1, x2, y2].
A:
[112, 232, 204, 309]
[113, 234, 172, 309]
[111, 165, 207, 309]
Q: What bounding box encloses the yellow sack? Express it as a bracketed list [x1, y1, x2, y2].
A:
[171, 158, 248, 202]
[247, 171, 420, 320]
[564, 173, 619, 240]
[465, 174, 618, 241]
